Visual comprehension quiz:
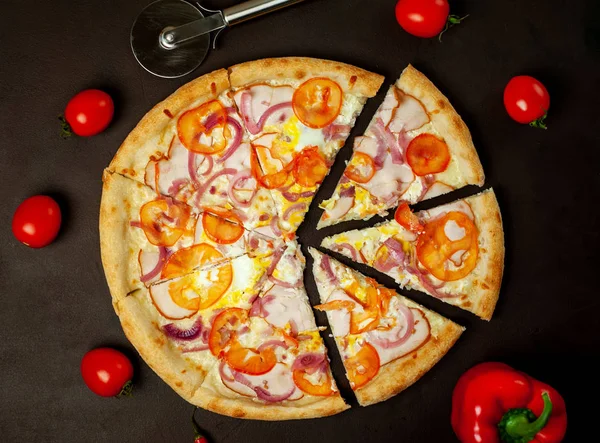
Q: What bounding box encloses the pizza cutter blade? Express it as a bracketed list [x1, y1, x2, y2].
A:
[131, 0, 307, 78]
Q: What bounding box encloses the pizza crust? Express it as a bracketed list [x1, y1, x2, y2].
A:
[398, 65, 485, 187]
[459, 189, 505, 320]
[191, 386, 349, 420]
[116, 293, 214, 400]
[355, 319, 464, 406]
[108, 69, 230, 181]
[99, 169, 158, 304]
[229, 57, 384, 97]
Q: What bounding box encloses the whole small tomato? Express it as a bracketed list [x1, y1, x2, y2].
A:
[12, 195, 62, 248]
[81, 348, 134, 397]
[504, 75, 550, 128]
[63, 89, 114, 137]
[395, 0, 467, 40]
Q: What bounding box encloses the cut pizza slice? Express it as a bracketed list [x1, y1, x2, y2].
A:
[114, 253, 273, 403]
[309, 248, 464, 406]
[107, 69, 279, 233]
[229, 57, 384, 238]
[321, 189, 504, 320]
[192, 241, 348, 419]
[100, 170, 282, 303]
[318, 65, 485, 228]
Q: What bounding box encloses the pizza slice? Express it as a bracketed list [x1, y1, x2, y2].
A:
[114, 253, 273, 403]
[321, 189, 504, 320]
[309, 248, 464, 406]
[191, 241, 349, 419]
[229, 57, 384, 238]
[108, 69, 278, 233]
[318, 65, 485, 228]
[100, 171, 281, 303]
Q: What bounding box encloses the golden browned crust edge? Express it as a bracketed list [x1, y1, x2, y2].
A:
[229, 57, 384, 97]
[99, 169, 158, 304]
[463, 188, 505, 320]
[397, 65, 485, 186]
[190, 387, 349, 420]
[355, 320, 464, 406]
[116, 293, 211, 400]
[108, 69, 230, 178]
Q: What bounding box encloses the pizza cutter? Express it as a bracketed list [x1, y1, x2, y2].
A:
[131, 0, 306, 78]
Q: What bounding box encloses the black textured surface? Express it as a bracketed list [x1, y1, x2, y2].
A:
[1, 0, 598, 441]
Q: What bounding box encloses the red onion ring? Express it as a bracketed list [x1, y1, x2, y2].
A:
[267, 275, 299, 288]
[283, 202, 306, 221]
[254, 384, 295, 403]
[257, 340, 289, 352]
[219, 361, 235, 383]
[281, 190, 315, 202]
[181, 343, 209, 353]
[332, 243, 360, 262]
[241, 92, 260, 134]
[292, 353, 326, 371]
[368, 303, 415, 348]
[270, 215, 282, 237]
[320, 255, 338, 285]
[266, 247, 285, 276]
[130, 221, 142, 229]
[340, 185, 356, 199]
[227, 169, 257, 208]
[324, 124, 351, 141]
[256, 102, 292, 130]
[217, 117, 243, 164]
[162, 316, 204, 341]
[140, 246, 169, 283]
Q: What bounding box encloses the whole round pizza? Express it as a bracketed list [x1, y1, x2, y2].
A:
[100, 57, 504, 420]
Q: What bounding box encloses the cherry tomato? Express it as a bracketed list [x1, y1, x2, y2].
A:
[503, 76, 550, 128]
[64, 89, 114, 137]
[395, 0, 450, 38]
[81, 348, 134, 397]
[12, 195, 62, 248]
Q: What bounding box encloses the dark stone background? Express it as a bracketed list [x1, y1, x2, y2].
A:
[1, 0, 598, 441]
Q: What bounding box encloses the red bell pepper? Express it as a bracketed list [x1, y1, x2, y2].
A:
[451, 362, 567, 443]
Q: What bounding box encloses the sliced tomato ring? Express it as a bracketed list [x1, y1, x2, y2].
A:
[202, 212, 244, 244]
[292, 146, 329, 188]
[314, 300, 356, 312]
[140, 198, 191, 246]
[293, 369, 334, 396]
[166, 274, 200, 311]
[209, 308, 248, 356]
[198, 262, 233, 310]
[406, 133, 451, 176]
[345, 343, 380, 389]
[344, 152, 376, 184]
[292, 78, 343, 129]
[416, 211, 479, 281]
[161, 243, 223, 279]
[251, 145, 294, 189]
[225, 341, 277, 375]
[394, 202, 424, 233]
[177, 100, 230, 154]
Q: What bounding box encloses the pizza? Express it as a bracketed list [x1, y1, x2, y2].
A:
[100, 57, 503, 419]
[318, 65, 485, 228]
[321, 189, 504, 320]
[309, 248, 464, 406]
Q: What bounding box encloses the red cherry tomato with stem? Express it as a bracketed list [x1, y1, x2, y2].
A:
[62, 89, 114, 137]
[81, 348, 134, 397]
[12, 195, 62, 248]
[395, 0, 468, 41]
[504, 76, 550, 129]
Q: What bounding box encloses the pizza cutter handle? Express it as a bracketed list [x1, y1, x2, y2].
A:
[223, 0, 306, 26]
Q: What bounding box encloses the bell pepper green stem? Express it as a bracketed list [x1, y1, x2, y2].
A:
[501, 392, 553, 442]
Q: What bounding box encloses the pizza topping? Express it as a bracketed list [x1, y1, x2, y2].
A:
[238, 85, 295, 134]
[358, 155, 414, 204]
[406, 133, 451, 176]
[314, 288, 355, 337]
[291, 353, 326, 371]
[140, 198, 192, 247]
[394, 202, 425, 233]
[320, 255, 339, 285]
[345, 342, 380, 389]
[194, 168, 237, 203]
[227, 170, 258, 208]
[139, 246, 170, 284]
[149, 277, 197, 320]
[161, 243, 223, 279]
[257, 102, 294, 130]
[324, 123, 351, 141]
[162, 316, 209, 351]
[216, 117, 243, 164]
[344, 152, 376, 183]
[188, 152, 214, 188]
[416, 211, 479, 281]
[282, 202, 306, 222]
[388, 89, 430, 132]
[281, 190, 316, 202]
[373, 238, 406, 273]
[322, 186, 355, 221]
[292, 78, 343, 129]
[372, 118, 404, 166]
[177, 100, 230, 154]
[201, 212, 245, 245]
[330, 242, 363, 263]
[293, 366, 334, 397]
[368, 306, 430, 365]
[422, 181, 453, 200]
[225, 340, 277, 375]
[209, 308, 248, 356]
[257, 289, 315, 332]
[292, 146, 328, 188]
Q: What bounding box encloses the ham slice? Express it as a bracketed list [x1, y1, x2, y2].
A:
[260, 286, 317, 333]
[323, 289, 357, 337]
[388, 90, 430, 133]
[149, 276, 197, 320]
[220, 362, 299, 402]
[358, 155, 414, 203]
[234, 85, 295, 134]
[423, 200, 475, 221]
[323, 186, 355, 221]
[422, 181, 453, 200]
